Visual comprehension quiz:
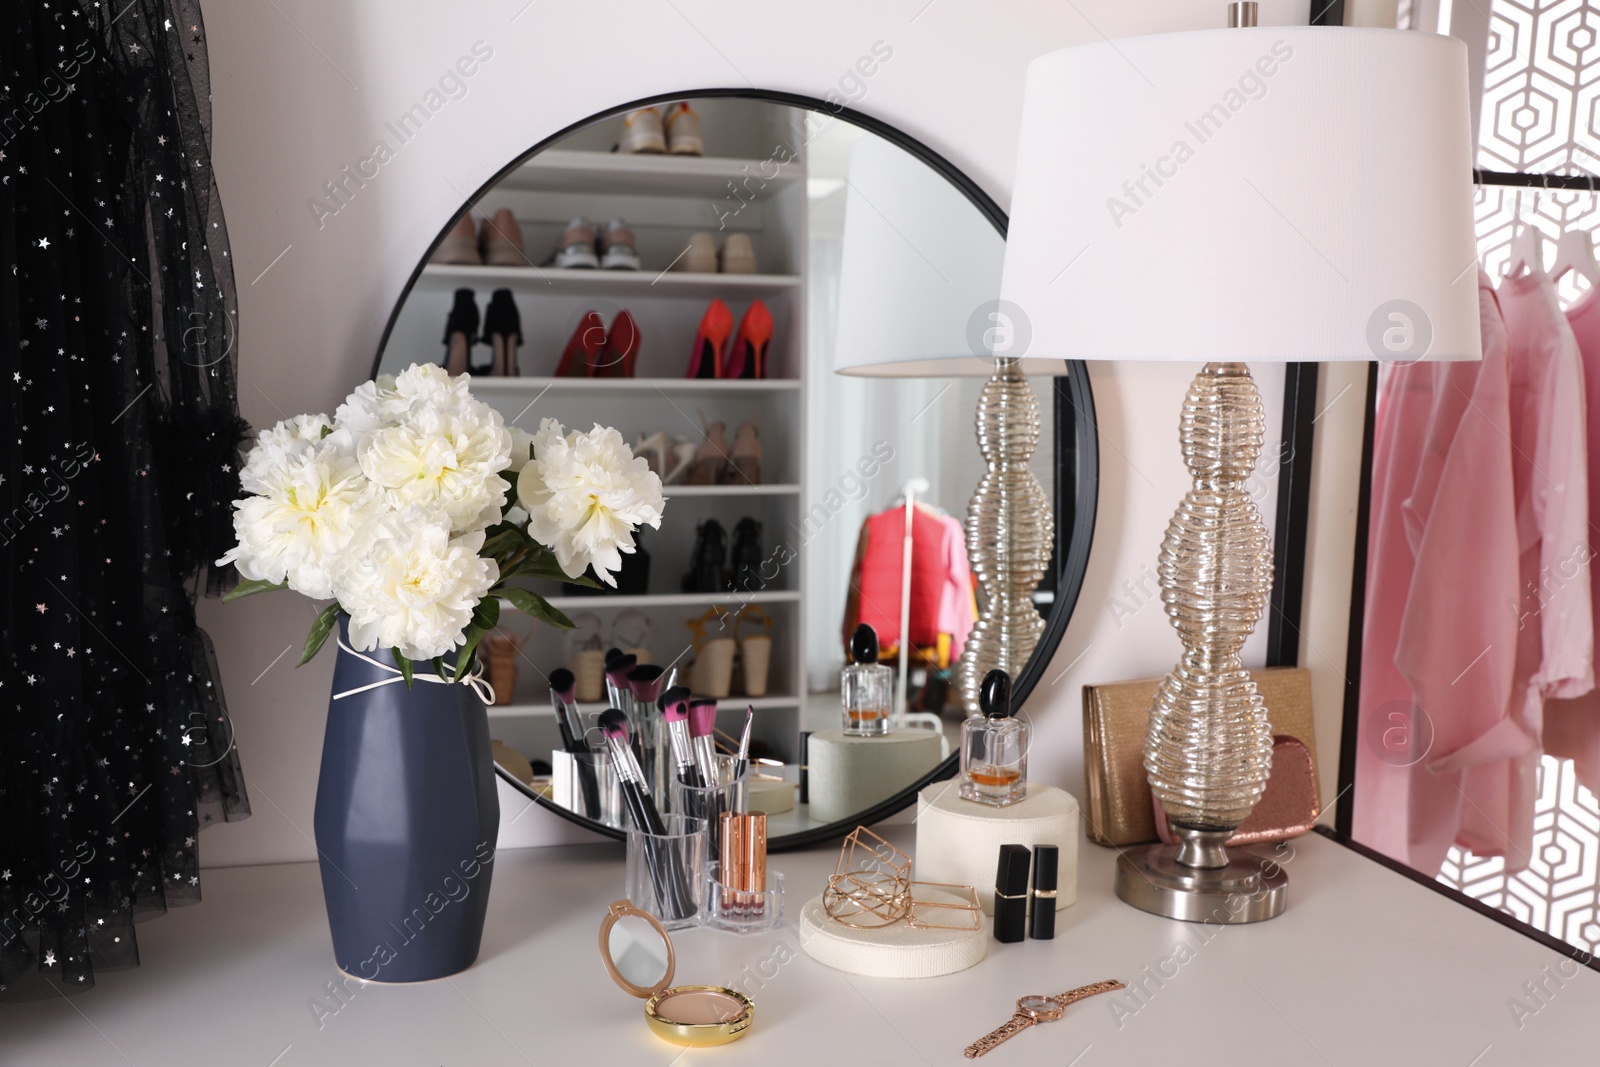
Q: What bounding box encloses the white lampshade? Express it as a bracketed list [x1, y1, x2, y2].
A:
[833, 134, 1067, 377]
[999, 27, 1481, 363]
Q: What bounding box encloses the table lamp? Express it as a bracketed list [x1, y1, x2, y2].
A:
[998, 3, 1480, 921]
[832, 133, 1067, 713]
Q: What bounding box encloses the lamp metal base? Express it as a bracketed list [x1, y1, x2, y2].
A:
[1114, 837, 1287, 924]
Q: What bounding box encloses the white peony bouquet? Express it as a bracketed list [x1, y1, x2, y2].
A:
[218, 363, 664, 683]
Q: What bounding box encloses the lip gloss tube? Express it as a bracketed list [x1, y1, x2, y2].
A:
[1029, 845, 1058, 940]
[993, 844, 1030, 944]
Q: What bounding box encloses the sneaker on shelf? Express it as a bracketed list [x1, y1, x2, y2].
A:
[599, 218, 643, 271]
[481, 208, 527, 267]
[674, 232, 718, 274]
[720, 233, 758, 274]
[620, 107, 667, 154]
[552, 217, 600, 269]
[664, 102, 704, 156]
[433, 214, 482, 265]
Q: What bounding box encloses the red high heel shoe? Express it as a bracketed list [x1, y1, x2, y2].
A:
[686, 299, 733, 379]
[722, 300, 772, 379]
[595, 310, 640, 377]
[555, 311, 605, 377]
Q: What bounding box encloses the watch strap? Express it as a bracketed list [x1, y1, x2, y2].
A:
[1052, 979, 1126, 1007]
[964, 1011, 1034, 1059]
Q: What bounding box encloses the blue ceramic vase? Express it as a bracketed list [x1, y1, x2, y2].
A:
[313, 616, 499, 983]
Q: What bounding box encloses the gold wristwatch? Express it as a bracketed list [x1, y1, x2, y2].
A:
[963, 980, 1124, 1059]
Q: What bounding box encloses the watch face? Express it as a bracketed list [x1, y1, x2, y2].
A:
[1017, 995, 1063, 1020]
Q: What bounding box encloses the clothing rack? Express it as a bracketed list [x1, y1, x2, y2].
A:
[1474, 168, 1600, 191]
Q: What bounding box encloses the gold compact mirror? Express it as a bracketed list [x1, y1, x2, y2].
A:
[599, 899, 754, 1047]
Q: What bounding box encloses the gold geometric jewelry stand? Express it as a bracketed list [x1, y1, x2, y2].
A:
[823, 827, 980, 932]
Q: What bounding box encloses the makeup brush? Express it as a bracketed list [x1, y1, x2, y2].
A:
[598, 709, 694, 922]
[734, 706, 753, 783]
[549, 669, 600, 820]
[605, 653, 637, 713]
[628, 664, 669, 799]
[688, 698, 719, 790]
[659, 686, 704, 791]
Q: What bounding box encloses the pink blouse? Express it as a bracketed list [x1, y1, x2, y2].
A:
[1393, 270, 1592, 875]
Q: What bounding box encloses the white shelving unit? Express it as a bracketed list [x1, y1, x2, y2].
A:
[379, 99, 808, 771]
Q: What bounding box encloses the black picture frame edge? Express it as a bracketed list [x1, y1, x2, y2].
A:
[367, 88, 1100, 852]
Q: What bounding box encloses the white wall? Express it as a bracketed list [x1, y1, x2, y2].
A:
[197, 0, 1350, 866]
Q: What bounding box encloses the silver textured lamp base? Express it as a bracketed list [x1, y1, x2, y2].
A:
[1114, 828, 1286, 923]
[1118, 361, 1285, 922]
[958, 358, 1052, 712]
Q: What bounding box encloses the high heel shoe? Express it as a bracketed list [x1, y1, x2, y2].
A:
[481, 209, 527, 267]
[483, 289, 523, 377]
[722, 300, 772, 379]
[595, 309, 639, 377]
[723, 422, 761, 485]
[688, 422, 729, 485]
[433, 215, 482, 265]
[685, 299, 733, 379]
[729, 517, 764, 593]
[682, 519, 727, 593]
[555, 310, 605, 377]
[442, 288, 480, 377]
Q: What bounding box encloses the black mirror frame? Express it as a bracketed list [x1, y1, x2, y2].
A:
[369, 88, 1099, 852]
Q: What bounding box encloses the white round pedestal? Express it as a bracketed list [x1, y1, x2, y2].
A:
[797, 888, 988, 978]
[915, 781, 1079, 915]
[806, 729, 943, 825]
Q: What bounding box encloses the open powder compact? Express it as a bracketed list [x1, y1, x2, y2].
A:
[599, 899, 754, 1047]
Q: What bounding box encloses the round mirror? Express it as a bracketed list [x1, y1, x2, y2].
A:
[607, 914, 672, 991]
[372, 92, 1097, 850]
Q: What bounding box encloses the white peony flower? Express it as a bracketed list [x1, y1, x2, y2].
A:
[516, 419, 664, 587]
[358, 406, 511, 534]
[239, 413, 333, 495]
[336, 512, 499, 661]
[218, 444, 382, 599]
[506, 426, 535, 472]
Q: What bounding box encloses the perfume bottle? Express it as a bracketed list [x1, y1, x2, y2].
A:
[960, 669, 1029, 806]
[840, 624, 893, 736]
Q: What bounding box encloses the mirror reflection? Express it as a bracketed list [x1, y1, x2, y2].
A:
[374, 96, 1060, 841]
[607, 916, 670, 989]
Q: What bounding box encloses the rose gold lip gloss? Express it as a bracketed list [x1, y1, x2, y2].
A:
[719, 811, 745, 918]
[744, 812, 768, 919]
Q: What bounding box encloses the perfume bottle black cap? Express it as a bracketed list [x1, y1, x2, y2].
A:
[980, 669, 1012, 719]
[850, 623, 879, 665]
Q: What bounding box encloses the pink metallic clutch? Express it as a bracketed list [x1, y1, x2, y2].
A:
[1152, 735, 1320, 847]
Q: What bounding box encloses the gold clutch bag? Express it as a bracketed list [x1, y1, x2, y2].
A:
[1081, 666, 1319, 847]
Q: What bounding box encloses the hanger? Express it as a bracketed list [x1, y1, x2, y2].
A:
[1551, 227, 1600, 289]
[1504, 188, 1547, 280]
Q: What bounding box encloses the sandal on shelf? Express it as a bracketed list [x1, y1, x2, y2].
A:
[729, 516, 764, 593]
[564, 613, 607, 702]
[611, 609, 652, 667]
[689, 422, 730, 485]
[687, 607, 736, 699]
[481, 209, 527, 267]
[442, 288, 480, 377]
[434, 214, 482, 265]
[735, 605, 773, 698]
[483, 289, 523, 378]
[723, 422, 761, 485]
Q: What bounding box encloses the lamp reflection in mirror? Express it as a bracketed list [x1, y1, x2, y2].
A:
[999, 10, 1481, 920]
[831, 134, 1065, 713]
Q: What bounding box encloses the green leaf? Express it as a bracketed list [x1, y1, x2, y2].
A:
[502, 551, 599, 588]
[497, 587, 575, 630]
[453, 623, 486, 683]
[392, 648, 415, 689]
[297, 603, 341, 666]
[472, 596, 501, 632]
[431, 656, 447, 682]
[223, 578, 287, 603]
